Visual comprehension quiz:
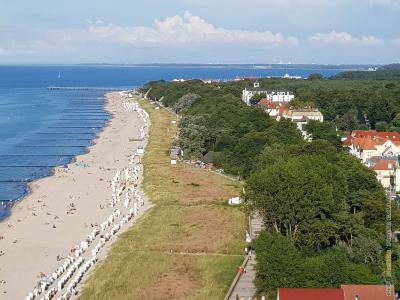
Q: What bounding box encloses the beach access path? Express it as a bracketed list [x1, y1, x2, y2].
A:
[0, 92, 149, 299]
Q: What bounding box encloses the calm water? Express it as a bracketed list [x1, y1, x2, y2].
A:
[0, 65, 344, 220]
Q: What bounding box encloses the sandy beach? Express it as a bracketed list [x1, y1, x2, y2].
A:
[0, 92, 150, 299]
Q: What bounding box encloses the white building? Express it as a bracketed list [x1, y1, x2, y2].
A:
[283, 109, 324, 137]
[343, 130, 400, 192]
[241, 82, 295, 105]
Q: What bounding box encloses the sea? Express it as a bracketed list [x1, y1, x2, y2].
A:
[0, 64, 350, 220]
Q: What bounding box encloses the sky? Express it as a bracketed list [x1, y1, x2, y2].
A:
[0, 0, 399, 64]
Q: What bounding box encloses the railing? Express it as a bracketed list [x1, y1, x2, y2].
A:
[224, 255, 251, 300]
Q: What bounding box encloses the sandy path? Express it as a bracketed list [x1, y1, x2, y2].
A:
[0, 92, 149, 299]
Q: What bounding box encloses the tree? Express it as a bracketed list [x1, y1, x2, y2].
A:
[308, 73, 323, 80]
[302, 248, 351, 287]
[336, 110, 359, 131]
[336, 153, 384, 216]
[288, 98, 316, 109]
[391, 113, 400, 128]
[220, 131, 269, 178]
[263, 119, 305, 146]
[245, 155, 349, 250]
[254, 232, 304, 299]
[385, 83, 396, 89]
[305, 121, 341, 149]
[177, 115, 208, 159]
[173, 93, 201, 114]
[348, 235, 383, 265]
[375, 121, 389, 131]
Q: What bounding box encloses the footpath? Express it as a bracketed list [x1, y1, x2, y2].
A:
[226, 215, 265, 300]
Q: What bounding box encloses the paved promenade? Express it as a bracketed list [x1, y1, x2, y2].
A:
[228, 257, 257, 300]
[226, 214, 265, 300]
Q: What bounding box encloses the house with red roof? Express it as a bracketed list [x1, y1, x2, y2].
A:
[257, 100, 288, 120]
[257, 98, 270, 110]
[367, 157, 399, 191]
[343, 130, 400, 191]
[277, 285, 396, 300]
[341, 284, 395, 300]
[343, 130, 400, 163]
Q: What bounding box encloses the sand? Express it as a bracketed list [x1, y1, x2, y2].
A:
[0, 92, 150, 299]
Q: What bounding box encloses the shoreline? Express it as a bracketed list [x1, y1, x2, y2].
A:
[0, 101, 112, 223]
[0, 92, 150, 299]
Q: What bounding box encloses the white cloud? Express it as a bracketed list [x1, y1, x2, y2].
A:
[86, 11, 297, 47]
[369, 0, 400, 8]
[0, 12, 391, 62]
[308, 31, 383, 46]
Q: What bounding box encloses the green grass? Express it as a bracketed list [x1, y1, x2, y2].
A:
[79, 100, 246, 300]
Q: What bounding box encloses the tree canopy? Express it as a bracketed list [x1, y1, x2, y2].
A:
[142, 77, 399, 297]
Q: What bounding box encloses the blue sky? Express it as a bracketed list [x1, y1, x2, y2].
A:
[0, 0, 399, 64]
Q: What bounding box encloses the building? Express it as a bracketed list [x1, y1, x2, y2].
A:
[257, 100, 288, 120]
[366, 157, 400, 191]
[241, 82, 294, 105]
[256, 98, 270, 110]
[283, 73, 302, 79]
[257, 101, 324, 137]
[283, 108, 324, 137]
[343, 130, 400, 191]
[341, 284, 395, 300]
[277, 285, 395, 300]
[343, 130, 400, 163]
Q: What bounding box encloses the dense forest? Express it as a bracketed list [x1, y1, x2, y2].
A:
[142, 73, 400, 299]
[334, 64, 400, 80]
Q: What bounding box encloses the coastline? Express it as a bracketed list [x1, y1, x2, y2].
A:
[0, 106, 111, 223]
[0, 91, 150, 299]
[1, 94, 110, 223]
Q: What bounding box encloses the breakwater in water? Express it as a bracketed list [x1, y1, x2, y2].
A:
[0, 88, 111, 220]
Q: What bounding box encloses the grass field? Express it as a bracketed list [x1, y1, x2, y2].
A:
[79, 100, 246, 300]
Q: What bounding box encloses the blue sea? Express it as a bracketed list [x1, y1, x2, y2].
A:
[0, 65, 345, 220]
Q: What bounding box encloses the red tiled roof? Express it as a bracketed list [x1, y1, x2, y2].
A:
[278, 288, 344, 300]
[343, 138, 352, 147]
[257, 98, 269, 107]
[342, 285, 395, 300]
[267, 102, 282, 109]
[344, 130, 400, 150]
[371, 159, 397, 171]
[351, 136, 377, 150]
[279, 106, 288, 115]
[361, 136, 378, 150]
[352, 130, 400, 141]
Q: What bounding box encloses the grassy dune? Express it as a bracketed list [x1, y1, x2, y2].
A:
[79, 100, 246, 300]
